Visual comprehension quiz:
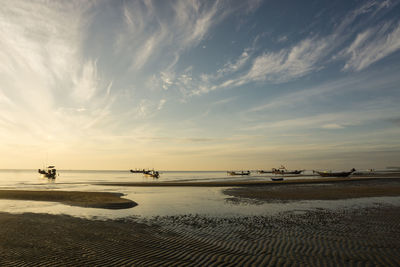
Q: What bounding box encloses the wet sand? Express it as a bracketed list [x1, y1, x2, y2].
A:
[0, 190, 136, 209]
[1, 175, 400, 265]
[95, 175, 400, 187]
[224, 177, 400, 202]
[0, 206, 399, 266]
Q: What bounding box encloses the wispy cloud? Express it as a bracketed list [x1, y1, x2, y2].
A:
[248, 68, 400, 113]
[72, 60, 98, 102]
[0, 1, 115, 146]
[277, 35, 288, 43]
[243, 62, 400, 132]
[117, 0, 227, 72]
[341, 20, 400, 71]
[139, 1, 264, 97]
[1, 0, 399, 170]
[241, 37, 329, 83]
[321, 123, 345, 129]
[172, 0, 400, 97]
[211, 96, 236, 106]
[176, 21, 331, 95]
[157, 99, 167, 110]
[248, 105, 400, 131]
[216, 50, 252, 77]
[174, 0, 221, 49]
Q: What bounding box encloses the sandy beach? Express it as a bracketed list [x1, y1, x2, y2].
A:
[1, 206, 399, 266]
[0, 176, 400, 265]
[224, 177, 400, 202]
[0, 190, 136, 209]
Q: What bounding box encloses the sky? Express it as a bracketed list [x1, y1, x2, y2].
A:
[0, 0, 400, 171]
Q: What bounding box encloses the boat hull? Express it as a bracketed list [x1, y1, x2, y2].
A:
[272, 170, 303, 175]
[143, 171, 160, 178]
[227, 171, 250, 176]
[38, 169, 57, 179]
[316, 171, 353, 177]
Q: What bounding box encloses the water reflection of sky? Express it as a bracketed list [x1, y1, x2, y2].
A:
[1, 170, 400, 220]
[1, 185, 400, 221]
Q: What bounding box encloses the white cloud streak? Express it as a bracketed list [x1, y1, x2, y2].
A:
[118, 0, 263, 100]
[118, 0, 226, 71]
[243, 37, 329, 83]
[189, 36, 331, 95]
[174, 0, 400, 96]
[342, 20, 400, 71]
[217, 50, 252, 76]
[0, 1, 115, 147]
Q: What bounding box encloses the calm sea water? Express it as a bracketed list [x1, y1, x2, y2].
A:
[0, 169, 399, 220]
[0, 169, 317, 187]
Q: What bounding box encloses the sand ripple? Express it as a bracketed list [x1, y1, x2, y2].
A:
[1, 206, 400, 266]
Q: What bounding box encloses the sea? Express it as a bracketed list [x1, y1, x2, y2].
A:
[0, 169, 399, 220]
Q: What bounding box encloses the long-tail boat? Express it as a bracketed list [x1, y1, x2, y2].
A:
[38, 166, 57, 179]
[314, 168, 355, 177]
[227, 171, 251, 176]
[272, 166, 303, 175]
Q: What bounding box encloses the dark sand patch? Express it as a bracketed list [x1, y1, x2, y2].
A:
[224, 178, 400, 202]
[0, 190, 136, 209]
[0, 206, 399, 266]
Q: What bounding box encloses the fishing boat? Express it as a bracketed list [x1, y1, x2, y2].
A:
[272, 166, 303, 175]
[271, 177, 284, 181]
[130, 169, 146, 173]
[143, 170, 160, 178]
[227, 171, 251, 176]
[314, 168, 355, 177]
[38, 166, 57, 179]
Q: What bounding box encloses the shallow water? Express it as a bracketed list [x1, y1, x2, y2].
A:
[0, 169, 399, 220]
[0, 169, 319, 187]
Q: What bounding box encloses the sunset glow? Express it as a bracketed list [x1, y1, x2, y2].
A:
[1, 0, 399, 170]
